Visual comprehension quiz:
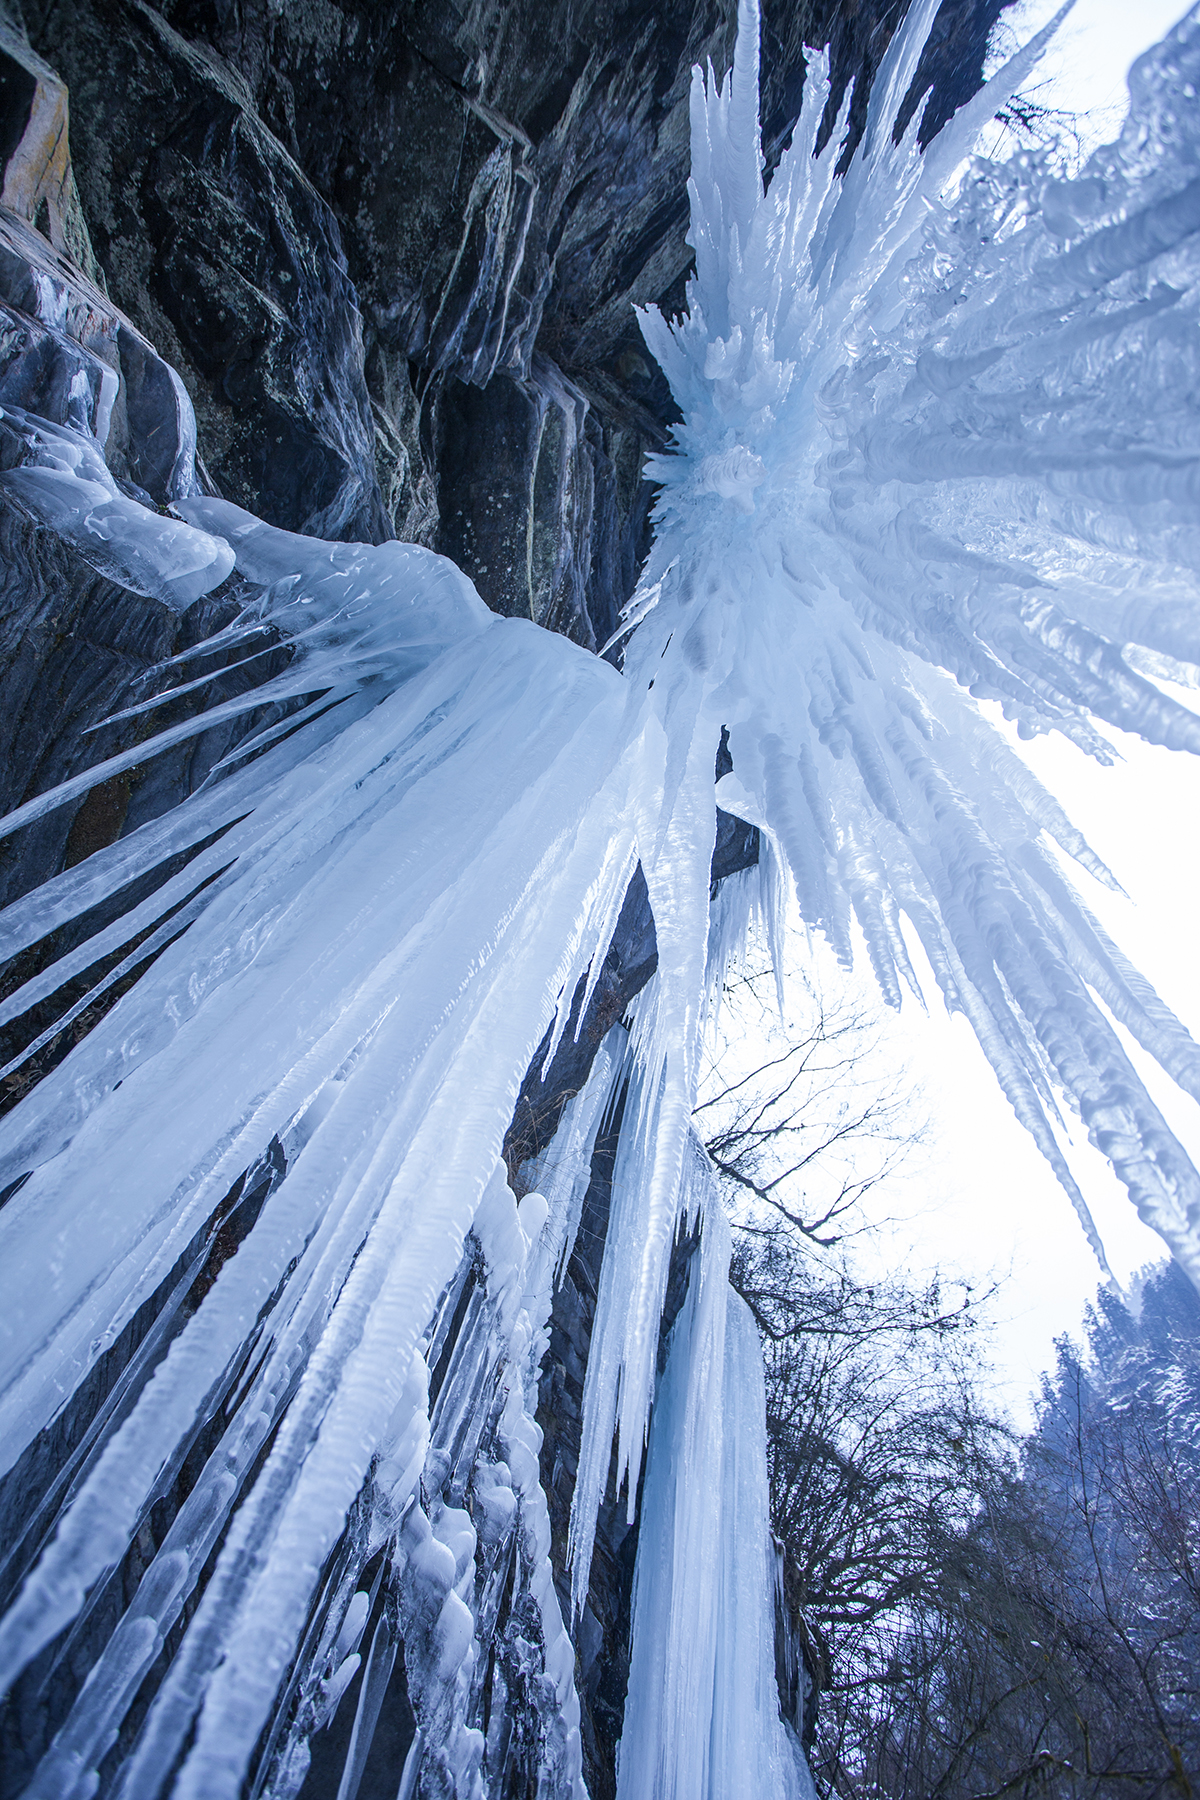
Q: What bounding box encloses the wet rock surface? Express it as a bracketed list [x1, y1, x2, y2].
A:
[21, 0, 389, 541]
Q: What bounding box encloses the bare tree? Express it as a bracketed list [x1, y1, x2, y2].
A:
[696, 966, 922, 1246]
[730, 1218, 1004, 1784]
[821, 1272, 1200, 1800]
[697, 959, 1002, 1773]
[980, 15, 1091, 170]
[696, 961, 1200, 1800]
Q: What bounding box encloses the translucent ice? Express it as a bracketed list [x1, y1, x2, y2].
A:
[618, 0, 1200, 1291]
[618, 1159, 812, 1800]
[0, 408, 234, 608]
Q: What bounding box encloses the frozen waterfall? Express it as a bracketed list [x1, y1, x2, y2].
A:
[3, 0, 1200, 1792]
[618, 1148, 814, 1800]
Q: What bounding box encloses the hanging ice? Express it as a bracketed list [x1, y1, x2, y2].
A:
[0, 406, 234, 608]
[617, 1148, 813, 1800]
[620, 0, 1200, 1291]
[2, 0, 1200, 1792]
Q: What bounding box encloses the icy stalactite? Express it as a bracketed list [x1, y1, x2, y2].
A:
[3, 0, 1200, 1790]
[15, 1045, 621, 1800]
[0, 407, 232, 608]
[517, 1030, 626, 1349]
[618, 0, 1200, 1296]
[0, 531, 643, 1792]
[618, 1155, 813, 1800]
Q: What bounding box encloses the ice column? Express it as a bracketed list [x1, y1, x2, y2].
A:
[618, 1162, 812, 1800]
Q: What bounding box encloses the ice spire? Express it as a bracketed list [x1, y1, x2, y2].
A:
[619, 0, 1200, 1293]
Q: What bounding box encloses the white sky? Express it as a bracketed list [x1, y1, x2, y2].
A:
[741, 0, 1200, 1426]
[997, 0, 1195, 145]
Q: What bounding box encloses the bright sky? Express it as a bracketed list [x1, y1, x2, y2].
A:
[871, 0, 1200, 1423]
[997, 0, 1195, 143]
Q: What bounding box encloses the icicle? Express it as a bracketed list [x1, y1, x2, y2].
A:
[617, 1159, 809, 1799]
[519, 1028, 626, 1306]
[0, 408, 233, 607]
[623, 0, 1200, 1284]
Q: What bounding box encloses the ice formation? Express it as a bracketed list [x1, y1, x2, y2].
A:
[618, 1148, 813, 1800]
[3, 0, 1200, 1791]
[624, 0, 1200, 1300]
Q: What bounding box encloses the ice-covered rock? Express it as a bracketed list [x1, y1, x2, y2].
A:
[1, 409, 233, 609]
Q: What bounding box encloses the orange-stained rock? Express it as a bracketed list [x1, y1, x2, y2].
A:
[0, 17, 99, 286]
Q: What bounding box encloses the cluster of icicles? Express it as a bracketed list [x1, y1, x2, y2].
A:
[2, 0, 1200, 1792]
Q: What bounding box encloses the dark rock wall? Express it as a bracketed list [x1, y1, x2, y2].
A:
[21, 0, 390, 541]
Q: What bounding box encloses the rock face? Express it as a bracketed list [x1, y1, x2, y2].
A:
[17, 0, 1004, 649]
[0, 2, 1005, 1793]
